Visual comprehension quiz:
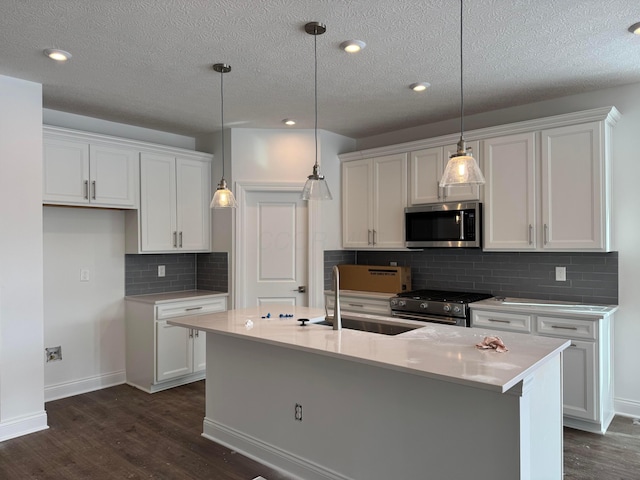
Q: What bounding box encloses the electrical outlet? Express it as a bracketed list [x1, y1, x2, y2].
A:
[80, 268, 90, 282]
[295, 403, 303, 421]
[158, 265, 165, 277]
[555, 266, 567, 282]
[45, 346, 62, 362]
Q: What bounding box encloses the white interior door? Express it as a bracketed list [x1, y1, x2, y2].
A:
[241, 189, 308, 307]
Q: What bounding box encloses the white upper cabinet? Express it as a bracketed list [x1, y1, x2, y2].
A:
[137, 152, 211, 253]
[483, 116, 614, 252]
[541, 122, 606, 250]
[342, 153, 407, 249]
[483, 132, 537, 250]
[409, 141, 480, 205]
[43, 130, 138, 208]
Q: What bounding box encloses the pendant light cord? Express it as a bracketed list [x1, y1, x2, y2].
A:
[220, 69, 225, 180]
[459, 0, 464, 140]
[314, 26, 319, 169]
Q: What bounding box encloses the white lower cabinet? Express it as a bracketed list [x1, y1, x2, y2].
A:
[471, 305, 613, 434]
[125, 295, 227, 393]
[324, 290, 392, 316]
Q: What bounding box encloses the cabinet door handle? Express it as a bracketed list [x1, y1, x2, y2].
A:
[373, 229, 377, 245]
[194, 330, 200, 338]
[368, 230, 372, 245]
[488, 318, 511, 324]
[348, 303, 364, 308]
[544, 223, 549, 245]
[528, 224, 533, 245]
[185, 306, 203, 311]
[436, 181, 441, 200]
[179, 231, 183, 248]
[84, 180, 89, 199]
[173, 231, 177, 247]
[189, 329, 194, 338]
[551, 325, 578, 331]
[91, 180, 96, 199]
[570, 343, 577, 347]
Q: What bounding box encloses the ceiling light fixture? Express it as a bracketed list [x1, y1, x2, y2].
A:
[628, 22, 640, 34]
[340, 40, 366, 53]
[283, 119, 296, 126]
[210, 63, 237, 209]
[301, 22, 332, 201]
[440, 0, 485, 188]
[44, 48, 72, 62]
[410, 82, 431, 92]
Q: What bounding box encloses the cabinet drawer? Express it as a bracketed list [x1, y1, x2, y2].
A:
[156, 297, 227, 320]
[325, 295, 391, 316]
[471, 310, 532, 333]
[536, 316, 596, 340]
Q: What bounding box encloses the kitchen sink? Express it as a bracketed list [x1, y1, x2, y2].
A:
[315, 318, 419, 336]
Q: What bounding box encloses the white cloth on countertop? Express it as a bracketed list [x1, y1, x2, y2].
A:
[476, 336, 508, 353]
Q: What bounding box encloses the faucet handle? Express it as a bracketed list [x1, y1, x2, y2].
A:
[298, 318, 309, 327]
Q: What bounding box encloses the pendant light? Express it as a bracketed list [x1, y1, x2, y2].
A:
[301, 22, 332, 201]
[440, 0, 485, 187]
[210, 63, 237, 208]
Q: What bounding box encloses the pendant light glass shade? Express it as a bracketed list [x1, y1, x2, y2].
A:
[440, 0, 485, 188]
[440, 138, 485, 186]
[301, 22, 332, 201]
[210, 63, 237, 209]
[211, 178, 237, 208]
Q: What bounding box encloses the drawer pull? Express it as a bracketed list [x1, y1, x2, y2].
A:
[348, 303, 365, 308]
[551, 325, 578, 331]
[488, 318, 511, 324]
[185, 306, 203, 311]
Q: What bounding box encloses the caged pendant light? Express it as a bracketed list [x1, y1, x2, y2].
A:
[210, 63, 237, 208]
[440, 0, 485, 187]
[301, 21, 332, 201]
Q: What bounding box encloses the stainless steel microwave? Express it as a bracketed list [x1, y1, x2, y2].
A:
[405, 201, 482, 248]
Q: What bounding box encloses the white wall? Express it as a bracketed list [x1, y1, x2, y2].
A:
[44, 109, 197, 150]
[43, 207, 126, 401]
[357, 81, 640, 418]
[0, 75, 47, 441]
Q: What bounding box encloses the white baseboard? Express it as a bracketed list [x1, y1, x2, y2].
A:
[614, 397, 640, 419]
[202, 418, 351, 480]
[0, 411, 48, 442]
[44, 370, 126, 402]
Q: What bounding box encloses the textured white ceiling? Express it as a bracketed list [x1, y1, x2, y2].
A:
[1, 0, 639, 139]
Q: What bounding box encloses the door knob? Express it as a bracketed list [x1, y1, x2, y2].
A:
[293, 286, 307, 293]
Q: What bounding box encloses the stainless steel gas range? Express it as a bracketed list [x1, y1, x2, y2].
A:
[390, 289, 493, 327]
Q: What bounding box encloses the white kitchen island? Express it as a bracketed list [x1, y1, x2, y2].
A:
[168, 305, 570, 480]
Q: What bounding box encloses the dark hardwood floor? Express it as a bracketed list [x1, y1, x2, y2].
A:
[1, 381, 639, 479]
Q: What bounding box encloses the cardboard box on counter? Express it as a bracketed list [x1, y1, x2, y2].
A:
[337, 265, 411, 294]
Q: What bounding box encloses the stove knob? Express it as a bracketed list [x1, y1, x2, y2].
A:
[398, 300, 406, 307]
[453, 306, 462, 314]
[443, 304, 451, 313]
[390, 299, 398, 306]
[420, 302, 428, 309]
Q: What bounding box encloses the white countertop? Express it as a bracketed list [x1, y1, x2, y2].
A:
[470, 297, 618, 318]
[167, 304, 569, 394]
[125, 290, 228, 304]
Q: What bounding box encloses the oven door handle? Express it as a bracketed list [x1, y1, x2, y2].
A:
[391, 311, 462, 326]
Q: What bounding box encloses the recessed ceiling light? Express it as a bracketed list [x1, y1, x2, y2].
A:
[44, 48, 72, 61]
[410, 82, 431, 92]
[629, 22, 640, 34]
[339, 40, 366, 53]
[283, 119, 296, 126]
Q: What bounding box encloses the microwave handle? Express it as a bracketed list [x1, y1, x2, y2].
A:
[460, 213, 465, 240]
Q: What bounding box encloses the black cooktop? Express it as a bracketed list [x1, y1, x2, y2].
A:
[395, 289, 493, 304]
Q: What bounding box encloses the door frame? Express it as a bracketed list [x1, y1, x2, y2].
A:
[233, 181, 323, 309]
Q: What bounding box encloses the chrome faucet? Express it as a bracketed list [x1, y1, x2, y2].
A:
[332, 265, 342, 330]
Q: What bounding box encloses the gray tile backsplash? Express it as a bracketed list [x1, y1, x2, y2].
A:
[125, 252, 228, 296]
[324, 249, 618, 305]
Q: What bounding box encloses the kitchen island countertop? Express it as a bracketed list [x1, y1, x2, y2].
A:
[168, 304, 569, 394]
